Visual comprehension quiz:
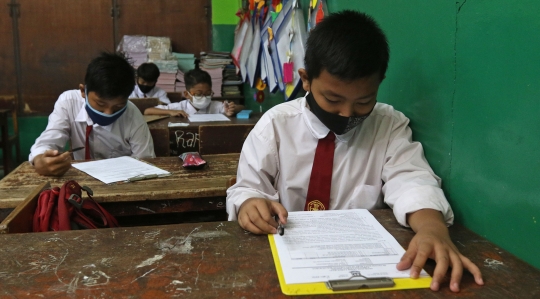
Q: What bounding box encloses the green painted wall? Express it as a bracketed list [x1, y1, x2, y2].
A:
[211, 0, 540, 269]
[1, 116, 48, 178]
[451, 0, 540, 269]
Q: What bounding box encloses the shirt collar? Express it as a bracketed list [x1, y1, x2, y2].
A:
[300, 95, 357, 143]
[75, 100, 113, 131]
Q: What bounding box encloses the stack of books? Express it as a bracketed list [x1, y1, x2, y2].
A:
[146, 36, 173, 61]
[156, 72, 177, 93]
[117, 35, 148, 68]
[175, 70, 186, 93]
[173, 52, 196, 73]
[199, 51, 233, 69]
[222, 64, 243, 97]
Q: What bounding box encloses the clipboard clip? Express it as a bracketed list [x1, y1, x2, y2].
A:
[127, 174, 158, 182]
[325, 271, 395, 291]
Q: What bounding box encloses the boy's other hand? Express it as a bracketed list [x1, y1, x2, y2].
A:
[33, 149, 72, 176]
[238, 198, 288, 234]
[397, 209, 484, 292]
[224, 101, 236, 117]
[170, 110, 188, 118]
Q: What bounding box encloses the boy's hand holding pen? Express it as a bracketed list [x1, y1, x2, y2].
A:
[237, 197, 288, 235]
[224, 100, 237, 116]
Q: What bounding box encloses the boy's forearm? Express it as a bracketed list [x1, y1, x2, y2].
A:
[144, 108, 168, 115]
[407, 208, 448, 234]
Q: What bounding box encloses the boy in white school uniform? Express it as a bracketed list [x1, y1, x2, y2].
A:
[29, 52, 155, 176]
[226, 11, 483, 292]
[129, 62, 171, 104]
[144, 68, 244, 117]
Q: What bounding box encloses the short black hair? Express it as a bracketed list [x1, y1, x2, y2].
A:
[304, 10, 389, 81]
[184, 68, 212, 90]
[137, 62, 161, 82]
[85, 52, 135, 99]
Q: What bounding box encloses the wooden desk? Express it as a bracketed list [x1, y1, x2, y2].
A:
[148, 115, 260, 156]
[1, 209, 538, 298]
[0, 154, 239, 222]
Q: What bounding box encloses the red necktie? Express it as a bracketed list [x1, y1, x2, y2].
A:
[304, 132, 336, 211]
[85, 125, 93, 160]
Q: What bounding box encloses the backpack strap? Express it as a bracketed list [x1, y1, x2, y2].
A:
[32, 187, 60, 232]
[68, 187, 119, 229]
[56, 180, 82, 231]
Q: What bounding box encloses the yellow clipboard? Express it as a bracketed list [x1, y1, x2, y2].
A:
[268, 234, 432, 295]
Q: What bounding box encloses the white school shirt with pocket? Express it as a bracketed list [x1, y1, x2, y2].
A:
[29, 89, 155, 162]
[226, 97, 454, 227]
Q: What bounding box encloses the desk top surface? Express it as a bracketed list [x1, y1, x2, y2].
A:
[0, 154, 239, 208]
[148, 114, 261, 130]
[0, 209, 538, 298]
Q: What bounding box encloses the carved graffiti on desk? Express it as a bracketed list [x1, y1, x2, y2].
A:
[175, 130, 199, 150]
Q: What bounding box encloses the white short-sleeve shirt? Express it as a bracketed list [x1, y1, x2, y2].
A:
[29, 89, 156, 162]
[226, 96, 454, 227]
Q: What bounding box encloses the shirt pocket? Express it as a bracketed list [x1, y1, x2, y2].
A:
[347, 184, 384, 210]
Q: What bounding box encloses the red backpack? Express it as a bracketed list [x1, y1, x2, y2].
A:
[33, 180, 119, 232]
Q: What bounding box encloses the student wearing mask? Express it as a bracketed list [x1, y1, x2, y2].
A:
[144, 68, 244, 117]
[129, 62, 171, 104]
[226, 11, 483, 292]
[29, 52, 155, 176]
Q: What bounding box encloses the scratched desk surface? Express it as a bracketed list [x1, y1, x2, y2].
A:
[0, 209, 538, 299]
[0, 154, 239, 210]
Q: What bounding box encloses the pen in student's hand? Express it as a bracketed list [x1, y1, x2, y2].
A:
[275, 216, 285, 236]
[68, 147, 85, 153]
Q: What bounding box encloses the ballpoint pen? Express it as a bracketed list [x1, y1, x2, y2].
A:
[68, 146, 85, 153]
[275, 215, 285, 236]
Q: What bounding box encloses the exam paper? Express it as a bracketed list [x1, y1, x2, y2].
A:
[187, 114, 231, 122]
[72, 156, 171, 184]
[273, 209, 428, 284]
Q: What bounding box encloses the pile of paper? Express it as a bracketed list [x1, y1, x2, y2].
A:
[175, 70, 186, 93]
[200, 51, 232, 69]
[147, 36, 172, 61]
[117, 35, 148, 68]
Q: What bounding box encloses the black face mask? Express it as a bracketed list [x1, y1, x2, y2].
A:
[138, 83, 155, 94]
[305, 92, 370, 135]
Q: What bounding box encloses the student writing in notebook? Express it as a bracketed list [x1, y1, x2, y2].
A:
[226, 11, 483, 292]
[129, 62, 171, 104]
[144, 68, 244, 117]
[29, 52, 155, 176]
